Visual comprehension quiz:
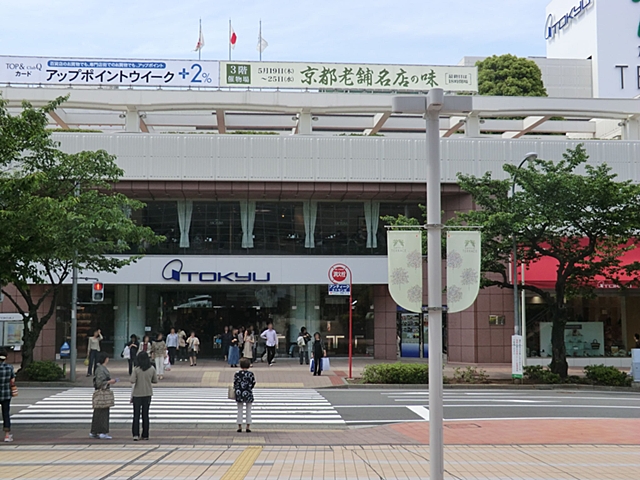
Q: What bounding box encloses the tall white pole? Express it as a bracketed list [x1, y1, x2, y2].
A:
[259, 20, 262, 62]
[426, 88, 444, 480]
[198, 19, 202, 61]
[229, 19, 232, 61]
[69, 183, 80, 382]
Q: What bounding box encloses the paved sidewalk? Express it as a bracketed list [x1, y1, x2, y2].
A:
[32, 357, 595, 389]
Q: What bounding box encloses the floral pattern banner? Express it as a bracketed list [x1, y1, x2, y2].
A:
[387, 231, 423, 313]
[446, 231, 481, 313]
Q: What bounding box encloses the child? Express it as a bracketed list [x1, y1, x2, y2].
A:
[234, 357, 256, 433]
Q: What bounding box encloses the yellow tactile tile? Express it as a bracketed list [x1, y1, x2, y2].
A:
[220, 446, 263, 480]
[200, 371, 220, 386]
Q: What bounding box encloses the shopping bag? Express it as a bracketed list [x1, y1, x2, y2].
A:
[163, 355, 169, 365]
[310, 358, 315, 373]
[84, 358, 90, 367]
[321, 357, 330, 371]
[10, 378, 18, 397]
[92, 388, 115, 409]
[122, 346, 130, 359]
[228, 385, 236, 400]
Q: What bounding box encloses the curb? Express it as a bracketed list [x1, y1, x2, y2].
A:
[322, 383, 640, 392]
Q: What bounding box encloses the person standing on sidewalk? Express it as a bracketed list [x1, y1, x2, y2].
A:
[150, 333, 167, 380]
[234, 357, 256, 433]
[260, 322, 278, 366]
[127, 335, 139, 376]
[130, 351, 157, 441]
[90, 352, 117, 440]
[243, 326, 255, 364]
[297, 327, 311, 365]
[166, 328, 179, 366]
[187, 331, 200, 366]
[221, 326, 231, 362]
[0, 349, 15, 442]
[228, 328, 240, 368]
[86, 329, 103, 377]
[178, 329, 188, 362]
[312, 332, 326, 376]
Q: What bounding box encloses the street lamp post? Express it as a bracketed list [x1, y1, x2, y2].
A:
[392, 90, 473, 480]
[511, 153, 538, 375]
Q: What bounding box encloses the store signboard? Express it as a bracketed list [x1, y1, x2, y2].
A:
[0, 56, 219, 87]
[512, 335, 524, 379]
[220, 61, 478, 92]
[0, 314, 25, 347]
[328, 284, 350, 296]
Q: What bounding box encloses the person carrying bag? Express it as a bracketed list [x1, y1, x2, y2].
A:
[90, 352, 117, 440]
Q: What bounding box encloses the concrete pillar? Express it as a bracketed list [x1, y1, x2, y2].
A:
[465, 114, 481, 138]
[114, 285, 147, 359]
[622, 118, 640, 140]
[125, 110, 141, 133]
[297, 112, 313, 135]
[292, 285, 321, 342]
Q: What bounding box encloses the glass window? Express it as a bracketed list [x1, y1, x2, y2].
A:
[133, 202, 180, 254]
[190, 202, 242, 254]
[316, 202, 366, 255]
[253, 202, 304, 254]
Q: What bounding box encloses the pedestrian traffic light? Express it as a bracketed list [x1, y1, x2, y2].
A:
[92, 282, 104, 302]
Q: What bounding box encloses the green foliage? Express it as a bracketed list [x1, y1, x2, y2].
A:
[523, 365, 562, 384]
[48, 128, 102, 133]
[23, 361, 64, 381]
[584, 365, 632, 387]
[229, 130, 279, 135]
[362, 363, 428, 384]
[452, 145, 640, 378]
[381, 205, 427, 254]
[0, 95, 163, 369]
[452, 366, 489, 384]
[476, 54, 547, 97]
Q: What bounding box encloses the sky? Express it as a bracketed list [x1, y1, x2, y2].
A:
[0, 0, 552, 65]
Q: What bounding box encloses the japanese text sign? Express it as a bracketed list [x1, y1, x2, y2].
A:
[221, 61, 477, 92]
[0, 56, 219, 88]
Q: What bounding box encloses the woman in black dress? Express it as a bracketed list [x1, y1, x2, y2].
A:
[234, 358, 256, 433]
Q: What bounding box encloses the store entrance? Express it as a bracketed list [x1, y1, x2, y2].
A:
[149, 286, 290, 358]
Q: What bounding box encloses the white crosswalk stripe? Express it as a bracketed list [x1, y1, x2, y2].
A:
[11, 388, 344, 425]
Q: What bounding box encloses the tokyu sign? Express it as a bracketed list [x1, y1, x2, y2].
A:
[545, 0, 594, 40]
[221, 61, 477, 92]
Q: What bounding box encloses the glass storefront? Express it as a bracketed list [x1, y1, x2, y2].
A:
[144, 284, 374, 358]
[526, 292, 640, 358]
[132, 200, 421, 256]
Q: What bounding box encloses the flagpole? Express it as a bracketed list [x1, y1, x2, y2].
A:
[229, 19, 231, 61]
[259, 20, 262, 62]
[198, 18, 202, 61]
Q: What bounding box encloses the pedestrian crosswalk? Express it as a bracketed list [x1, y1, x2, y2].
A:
[11, 388, 344, 425]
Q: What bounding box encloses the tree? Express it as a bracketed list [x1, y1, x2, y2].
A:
[0, 96, 161, 370]
[453, 145, 640, 377]
[476, 54, 547, 97]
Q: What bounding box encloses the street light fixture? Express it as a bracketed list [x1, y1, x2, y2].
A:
[511, 152, 538, 375]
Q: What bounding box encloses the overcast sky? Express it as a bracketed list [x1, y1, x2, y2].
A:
[1, 0, 552, 64]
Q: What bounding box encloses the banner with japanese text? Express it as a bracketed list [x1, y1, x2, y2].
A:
[387, 231, 423, 313]
[0, 56, 219, 88]
[446, 231, 481, 313]
[221, 61, 477, 92]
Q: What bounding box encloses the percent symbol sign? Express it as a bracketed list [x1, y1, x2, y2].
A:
[201, 73, 212, 83]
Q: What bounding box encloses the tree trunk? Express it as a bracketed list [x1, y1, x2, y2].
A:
[549, 303, 568, 378]
[19, 312, 44, 373]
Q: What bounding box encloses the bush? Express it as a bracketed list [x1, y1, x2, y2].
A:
[453, 366, 489, 384]
[523, 365, 561, 384]
[23, 361, 64, 381]
[584, 365, 631, 387]
[362, 363, 428, 384]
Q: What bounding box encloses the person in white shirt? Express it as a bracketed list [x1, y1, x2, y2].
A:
[166, 328, 179, 366]
[260, 323, 278, 366]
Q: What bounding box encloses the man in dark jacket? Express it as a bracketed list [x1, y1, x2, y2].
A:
[312, 332, 326, 376]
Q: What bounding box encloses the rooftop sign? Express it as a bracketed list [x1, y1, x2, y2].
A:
[545, 0, 594, 40]
[0, 56, 219, 87]
[220, 61, 477, 92]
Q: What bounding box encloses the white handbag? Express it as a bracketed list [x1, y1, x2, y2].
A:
[122, 346, 130, 360]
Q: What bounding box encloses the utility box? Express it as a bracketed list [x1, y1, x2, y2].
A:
[632, 349, 640, 382]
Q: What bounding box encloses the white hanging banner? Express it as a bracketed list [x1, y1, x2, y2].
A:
[387, 231, 423, 313]
[446, 231, 481, 313]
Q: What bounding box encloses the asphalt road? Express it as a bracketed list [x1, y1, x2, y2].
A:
[9, 387, 640, 427]
[320, 389, 640, 425]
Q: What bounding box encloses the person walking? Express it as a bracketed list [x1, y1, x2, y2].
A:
[312, 332, 326, 376]
[130, 351, 157, 441]
[297, 327, 311, 365]
[150, 333, 167, 380]
[86, 329, 103, 377]
[234, 357, 256, 433]
[90, 352, 117, 440]
[166, 328, 179, 366]
[127, 335, 139, 376]
[187, 331, 200, 366]
[228, 328, 240, 368]
[221, 326, 231, 361]
[178, 329, 188, 362]
[243, 326, 255, 364]
[260, 322, 278, 366]
[0, 349, 15, 442]
[138, 335, 152, 356]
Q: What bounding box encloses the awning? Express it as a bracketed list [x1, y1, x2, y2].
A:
[522, 242, 640, 290]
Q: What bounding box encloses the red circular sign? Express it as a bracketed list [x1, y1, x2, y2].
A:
[329, 265, 348, 284]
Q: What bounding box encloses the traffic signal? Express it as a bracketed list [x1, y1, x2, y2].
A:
[92, 282, 104, 302]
